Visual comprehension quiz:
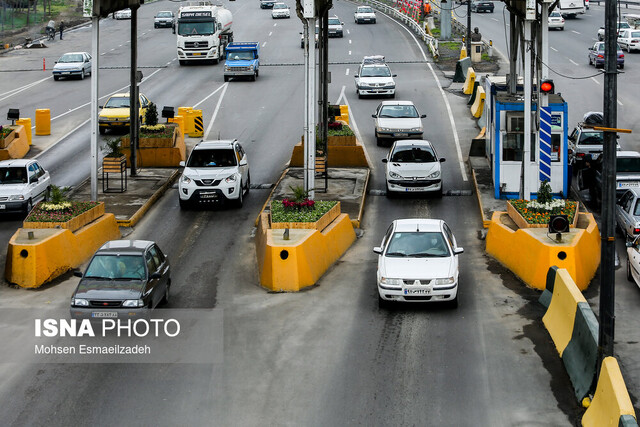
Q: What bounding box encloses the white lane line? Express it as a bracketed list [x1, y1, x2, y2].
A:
[349, 39, 352, 44]
[193, 82, 228, 108]
[262, 41, 267, 47]
[166, 61, 171, 66]
[335, 85, 373, 168]
[347, 29, 350, 35]
[348, 50, 352, 55]
[491, 18, 498, 22]
[110, 48, 116, 51]
[269, 31, 273, 36]
[204, 82, 230, 140]
[345, 68, 350, 76]
[274, 23, 277, 27]
[0, 76, 51, 101]
[383, 12, 467, 181]
[572, 30, 581, 35]
[550, 46, 558, 52]
[618, 100, 624, 106]
[591, 77, 600, 85]
[569, 59, 578, 66]
[118, 44, 123, 47]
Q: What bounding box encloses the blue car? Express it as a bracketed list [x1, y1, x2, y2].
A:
[588, 41, 624, 69]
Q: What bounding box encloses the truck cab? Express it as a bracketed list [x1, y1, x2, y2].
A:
[224, 42, 260, 81]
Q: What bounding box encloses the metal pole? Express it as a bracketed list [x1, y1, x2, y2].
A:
[306, 17, 316, 199]
[321, 9, 329, 191]
[508, 14, 517, 94]
[466, 0, 471, 56]
[302, 19, 310, 194]
[598, 0, 618, 369]
[523, 20, 532, 200]
[130, 6, 138, 176]
[90, 16, 99, 201]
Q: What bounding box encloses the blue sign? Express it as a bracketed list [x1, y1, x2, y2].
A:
[539, 107, 552, 183]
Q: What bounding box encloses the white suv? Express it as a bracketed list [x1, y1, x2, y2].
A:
[0, 159, 51, 214]
[355, 56, 396, 98]
[178, 140, 250, 209]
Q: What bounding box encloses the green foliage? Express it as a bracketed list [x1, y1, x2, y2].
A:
[145, 102, 159, 126]
[101, 137, 123, 158]
[271, 200, 338, 223]
[440, 41, 461, 49]
[327, 126, 355, 137]
[537, 180, 553, 205]
[289, 185, 309, 203]
[49, 185, 71, 204]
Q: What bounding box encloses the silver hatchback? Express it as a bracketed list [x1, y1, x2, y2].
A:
[616, 188, 640, 240]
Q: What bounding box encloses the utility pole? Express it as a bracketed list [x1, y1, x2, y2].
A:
[466, 0, 471, 56]
[129, 5, 139, 177]
[298, 0, 316, 199]
[90, 14, 99, 201]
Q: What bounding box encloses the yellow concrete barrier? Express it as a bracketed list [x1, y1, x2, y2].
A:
[463, 67, 476, 95]
[486, 212, 600, 291]
[5, 214, 121, 288]
[542, 268, 586, 356]
[256, 212, 356, 291]
[178, 107, 194, 136]
[35, 109, 50, 136]
[460, 45, 467, 60]
[0, 124, 30, 160]
[470, 86, 485, 118]
[582, 357, 637, 426]
[168, 115, 185, 137]
[191, 109, 204, 138]
[16, 118, 32, 145]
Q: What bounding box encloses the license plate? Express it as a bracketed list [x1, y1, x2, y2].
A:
[618, 182, 640, 188]
[590, 153, 601, 159]
[192, 52, 202, 56]
[406, 187, 428, 192]
[63, 72, 70, 74]
[394, 133, 408, 137]
[404, 288, 430, 295]
[0, 205, 5, 209]
[200, 193, 217, 199]
[92, 312, 117, 318]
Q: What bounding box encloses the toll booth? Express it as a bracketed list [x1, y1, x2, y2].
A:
[483, 76, 569, 199]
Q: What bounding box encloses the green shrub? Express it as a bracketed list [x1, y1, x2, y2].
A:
[145, 102, 158, 126]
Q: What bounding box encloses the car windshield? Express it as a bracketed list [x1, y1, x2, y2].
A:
[379, 105, 419, 118]
[619, 22, 631, 29]
[579, 131, 604, 145]
[358, 7, 373, 12]
[617, 157, 640, 173]
[361, 66, 391, 77]
[157, 12, 172, 17]
[58, 54, 83, 63]
[178, 21, 215, 36]
[0, 167, 28, 184]
[84, 255, 146, 280]
[385, 231, 450, 257]
[634, 199, 640, 216]
[187, 148, 237, 167]
[274, 4, 287, 8]
[550, 12, 561, 17]
[104, 97, 130, 108]
[329, 18, 341, 25]
[227, 51, 254, 60]
[390, 146, 436, 163]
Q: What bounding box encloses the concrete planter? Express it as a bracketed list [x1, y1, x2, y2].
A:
[507, 201, 579, 229]
[271, 202, 341, 232]
[23, 202, 105, 233]
[121, 124, 179, 148]
[0, 128, 15, 149]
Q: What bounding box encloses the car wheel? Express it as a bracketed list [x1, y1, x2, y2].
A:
[389, 92, 395, 99]
[373, 19, 376, 24]
[357, 90, 363, 99]
[628, 258, 634, 282]
[598, 35, 603, 41]
[378, 295, 390, 309]
[53, 75, 59, 81]
[436, 186, 443, 198]
[154, 24, 158, 28]
[448, 293, 459, 309]
[80, 69, 85, 80]
[385, 182, 394, 198]
[99, 127, 106, 135]
[224, 76, 229, 82]
[619, 64, 624, 69]
[25, 199, 33, 215]
[246, 172, 251, 194]
[161, 281, 170, 305]
[179, 198, 189, 210]
[560, 27, 564, 31]
[179, 60, 186, 66]
[251, 73, 256, 81]
[44, 186, 51, 201]
[375, 133, 382, 146]
[236, 183, 244, 208]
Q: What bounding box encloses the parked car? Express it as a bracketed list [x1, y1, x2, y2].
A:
[598, 21, 631, 41]
[260, 0, 276, 9]
[354, 56, 396, 98]
[178, 139, 250, 208]
[113, 8, 131, 19]
[154, 11, 175, 29]
[354, 6, 376, 24]
[588, 41, 624, 69]
[0, 159, 51, 214]
[372, 100, 426, 146]
[328, 16, 344, 37]
[374, 219, 463, 308]
[626, 232, 640, 286]
[271, 3, 290, 18]
[383, 140, 446, 197]
[52, 52, 92, 81]
[548, 11, 565, 31]
[617, 29, 640, 52]
[471, 0, 494, 12]
[70, 240, 171, 320]
[617, 189, 640, 241]
[98, 92, 151, 134]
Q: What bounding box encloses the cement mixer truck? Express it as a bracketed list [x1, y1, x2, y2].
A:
[176, 1, 233, 65]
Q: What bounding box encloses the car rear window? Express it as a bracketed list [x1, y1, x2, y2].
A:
[617, 157, 640, 173]
[579, 131, 604, 145]
[631, 31, 640, 37]
[187, 148, 237, 167]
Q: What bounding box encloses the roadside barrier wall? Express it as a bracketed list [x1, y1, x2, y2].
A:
[0, 124, 29, 160]
[177, 107, 194, 136]
[121, 126, 186, 167]
[16, 118, 32, 145]
[463, 67, 476, 95]
[470, 86, 485, 118]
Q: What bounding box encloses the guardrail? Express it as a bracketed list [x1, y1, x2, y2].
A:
[359, 0, 439, 59]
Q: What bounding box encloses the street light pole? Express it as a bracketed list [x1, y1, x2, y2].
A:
[466, 0, 471, 56]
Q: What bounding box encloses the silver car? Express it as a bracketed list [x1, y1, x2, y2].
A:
[52, 52, 92, 81]
[616, 188, 640, 240]
[0, 159, 51, 214]
[355, 56, 396, 98]
[372, 101, 426, 146]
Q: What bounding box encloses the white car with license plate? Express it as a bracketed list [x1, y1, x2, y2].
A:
[617, 188, 640, 240]
[372, 100, 426, 146]
[617, 29, 640, 52]
[271, 3, 290, 18]
[355, 56, 396, 98]
[0, 159, 51, 214]
[383, 140, 445, 197]
[354, 6, 376, 23]
[52, 52, 92, 81]
[374, 219, 463, 308]
[178, 140, 250, 208]
[626, 232, 640, 286]
[548, 11, 564, 30]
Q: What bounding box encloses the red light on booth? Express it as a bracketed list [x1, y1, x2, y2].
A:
[540, 79, 555, 94]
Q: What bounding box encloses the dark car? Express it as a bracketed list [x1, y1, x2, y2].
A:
[70, 240, 171, 320]
[471, 0, 494, 12]
[588, 41, 624, 69]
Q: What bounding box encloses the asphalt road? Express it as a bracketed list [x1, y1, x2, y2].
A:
[0, 0, 632, 424]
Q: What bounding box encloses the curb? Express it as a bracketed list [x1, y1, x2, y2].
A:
[470, 164, 490, 228]
[254, 168, 289, 228]
[117, 169, 180, 227]
[353, 168, 370, 229]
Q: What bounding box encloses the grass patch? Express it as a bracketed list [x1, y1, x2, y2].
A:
[271, 200, 338, 223]
[327, 126, 354, 137]
[439, 41, 461, 50]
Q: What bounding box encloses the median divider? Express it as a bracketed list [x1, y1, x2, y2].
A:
[462, 67, 476, 95]
[470, 86, 485, 118]
[0, 124, 30, 160]
[582, 357, 637, 426]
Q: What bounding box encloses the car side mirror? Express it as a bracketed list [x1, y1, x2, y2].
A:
[382, 158, 388, 163]
[239, 159, 248, 166]
[392, 74, 397, 77]
[179, 161, 186, 167]
[626, 241, 633, 248]
[73, 270, 83, 278]
[420, 114, 427, 118]
[454, 247, 464, 255]
[439, 157, 446, 162]
[99, 105, 103, 109]
[373, 247, 382, 254]
[54, 61, 58, 64]
[372, 114, 376, 118]
[150, 272, 162, 279]
[354, 74, 359, 78]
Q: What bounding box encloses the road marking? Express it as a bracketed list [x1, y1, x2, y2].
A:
[269, 31, 272, 36]
[34, 118, 90, 159]
[262, 41, 267, 47]
[118, 44, 123, 47]
[569, 59, 578, 66]
[110, 48, 116, 51]
[349, 39, 352, 44]
[204, 82, 230, 140]
[347, 29, 350, 35]
[571, 30, 580, 35]
[491, 17, 498, 22]
[384, 13, 467, 181]
[193, 82, 228, 108]
[166, 61, 171, 66]
[591, 77, 600, 85]
[618, 100, 623, 106]
[274, 23, 277, 27]
[346, 68, 349, 75]
[550, 46, 558, 52]
[0, 76, 51, 101]
[348, 50, 352, 55]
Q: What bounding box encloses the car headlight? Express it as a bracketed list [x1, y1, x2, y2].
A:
[380, 277, 403, 287]
[389, 171, 403, 179]
[249, 65, 254, 70]
[9, 195, 25, 201]
[224, 65, 230, 71]
[384, 83, 396, 89]
[225, 174, 238, 183]
[428, 171, 440, 179]
[435, 277, 455, 285]
[122, 299, 144, 308]
[181, 175, 192, 184]
[410, 127, 423, 132]
[72, 298, 89, 307]
[379, 127, 391, 132]
[359, 83, 371, 88]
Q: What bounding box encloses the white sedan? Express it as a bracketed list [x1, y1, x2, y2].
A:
[52, 52, 92, 81]
[113, 8, 131, 19]
[383, 140, 445, 197]
[627, 235, 640, 287]
[271, 3, 290, 18]
[374, 219, 463, 308]
[548, 11, 564, 30]
[617, 29, 640, 52]
[354, 6, 376, 24]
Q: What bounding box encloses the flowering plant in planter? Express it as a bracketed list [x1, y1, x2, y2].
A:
[509, 199, 578, 225]
[1, 125, 12, 139]
[25, 185, 101, 223]
[272, 200, 338, 223]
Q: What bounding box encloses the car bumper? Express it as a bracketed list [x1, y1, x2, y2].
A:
[626, 42, 640, 51]
[358, 87, 395, 96]
[70, 307, 150, 321]
[377, 131, 423, 140]
[0, 200, 29, 213]
[224, 69, 256, 77]
[178, 48, 219, 60]
[548, 22, 564, 29]
[356, 17, 375, 23]
[155, 21, 173, 27]
[328, 30, 343, 37]
[99, 120, 130, 128]
[476, 7, 494, 12]
[377, 283, 458, 303]
[53, 70, 83, 77]
[179, 183, 241, 204]
[272, 13, 290, 18]
[387, 179, 442, 193]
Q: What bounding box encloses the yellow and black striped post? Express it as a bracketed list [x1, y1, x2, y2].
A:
[192, 109, 204, 138]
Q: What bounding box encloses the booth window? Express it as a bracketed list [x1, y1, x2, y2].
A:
[550, 134, 561, 162]
[503, 133, 536, 162]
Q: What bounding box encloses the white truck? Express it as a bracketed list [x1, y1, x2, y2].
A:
[557, 0, 585, 18]
[176, 1, 233, 65]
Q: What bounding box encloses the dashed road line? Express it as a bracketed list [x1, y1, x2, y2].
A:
[348, 50, 352, 55]
[269, 31, 272, 36]
[569, 59, 578, 66]
[349, 39, 352, 44]
[345, 68, 349, 75]
[572, 30, 581, 35]
[591, 77, 600, 85]
[262, 41, 267, 47]
[550, 46, 558, 52]
[618, 100, 624, 106]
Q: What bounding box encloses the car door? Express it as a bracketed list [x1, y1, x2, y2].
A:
[139, 94, 149, 121]
[235, 142, 249, 184]
[616, 191, 632, 233]
[84, 53, 92, 74]
[630, 237, 640, 285]
[621, 193, 635, 237]
[31, 162, 48, 201]
[149, 245, 169, 299]
[26, 162, 42, 201]
[143, 250, 160, 308]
